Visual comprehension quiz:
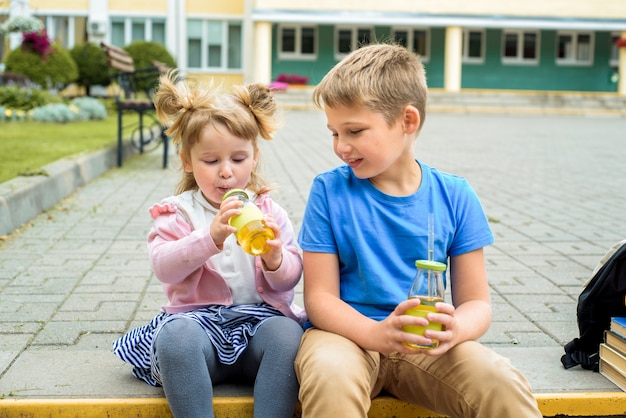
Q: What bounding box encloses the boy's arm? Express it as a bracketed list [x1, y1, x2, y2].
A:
[447, 248, 492, 339]
[304, 251, 421, 353]
[304, 248, 493, 355]
[303, 251, 376, 340]
[423, 248, 492, 355]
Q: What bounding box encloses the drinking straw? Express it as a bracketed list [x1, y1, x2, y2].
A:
[428, 213, 434, 262]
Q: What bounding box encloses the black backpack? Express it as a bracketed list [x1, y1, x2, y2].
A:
[561, 240, 626, 372]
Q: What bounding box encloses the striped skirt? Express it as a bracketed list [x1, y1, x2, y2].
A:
[113, 304, 282, 386]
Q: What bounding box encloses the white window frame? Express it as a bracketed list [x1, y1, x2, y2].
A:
[391, 27, 430, 62]
[186, 19, 243, 72]
[462, 29, 485, 64]
[334, 26, 373, 60]
[501, 29, 539, 65]
[556, 31, 594, 66]
[278, 24, 317, 60]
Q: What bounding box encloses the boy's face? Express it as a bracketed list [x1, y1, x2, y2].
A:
[324, 104, 418, 187]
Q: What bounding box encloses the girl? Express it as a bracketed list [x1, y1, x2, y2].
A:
[113, 71, 306, 418]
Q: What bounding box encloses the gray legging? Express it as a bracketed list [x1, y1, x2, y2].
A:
[154, 315, 303, 418]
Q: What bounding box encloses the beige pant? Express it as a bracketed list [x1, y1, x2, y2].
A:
[294, 328, 542, 418]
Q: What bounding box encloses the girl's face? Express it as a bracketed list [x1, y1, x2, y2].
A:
[182, 123, 257, 208]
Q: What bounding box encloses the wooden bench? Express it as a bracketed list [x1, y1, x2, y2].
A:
[100, 42, 169, 168]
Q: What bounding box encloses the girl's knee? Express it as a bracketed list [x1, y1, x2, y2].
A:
[259, 317, 303, 343]
[155, 318, 204, 356]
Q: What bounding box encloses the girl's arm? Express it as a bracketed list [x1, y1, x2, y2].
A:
[259, 199, 303, 290]
[148, 210, 220, 284]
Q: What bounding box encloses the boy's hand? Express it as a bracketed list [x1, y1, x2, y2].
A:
[211, 195, 241, 249]
[404, 301, 457, 356]
[373, 299, 456, 355]
[260, 214, 283, 271]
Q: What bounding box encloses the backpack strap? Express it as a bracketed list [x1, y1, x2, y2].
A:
[561, 338, 599, 372]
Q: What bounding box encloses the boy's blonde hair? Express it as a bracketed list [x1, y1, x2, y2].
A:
[153, 70, 279, 195]
[313, 43, 427, 130]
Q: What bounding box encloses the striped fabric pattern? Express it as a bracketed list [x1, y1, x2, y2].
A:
[113, 304, 283, 386]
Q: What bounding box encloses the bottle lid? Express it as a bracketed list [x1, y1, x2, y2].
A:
[415, 259, 447, 271]
[222, 188, 248, 201]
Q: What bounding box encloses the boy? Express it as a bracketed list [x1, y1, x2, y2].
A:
[295, 43, 542, 417]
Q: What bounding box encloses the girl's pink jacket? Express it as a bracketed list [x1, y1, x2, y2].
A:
[146, 190, 306, 325]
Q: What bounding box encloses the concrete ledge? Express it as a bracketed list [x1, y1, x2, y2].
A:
[0, 143, 134, 236]
[1, 393, 626, 417]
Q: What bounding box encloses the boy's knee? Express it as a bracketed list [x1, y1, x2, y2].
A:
[298, 343, 371, 385]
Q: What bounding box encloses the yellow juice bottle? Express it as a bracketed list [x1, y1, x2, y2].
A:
[222, 189, 274, 255]
[402, 259, 447, 350]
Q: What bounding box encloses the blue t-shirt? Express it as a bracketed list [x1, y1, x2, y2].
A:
[298, 161, 494, 321]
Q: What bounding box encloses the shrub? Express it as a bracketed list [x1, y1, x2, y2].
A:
[32, 103, 77, 123]
[0, 72, 32, 87]
[0, 85, 60, 111]
[70, 97, 107, 120]
[5, 39, 78, 89]
[124, 41, 176, 93]
[70, 42, 111, 96]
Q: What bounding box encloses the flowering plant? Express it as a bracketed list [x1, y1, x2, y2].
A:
[0, 16, 43, 34]
[21, 30, 54, 60]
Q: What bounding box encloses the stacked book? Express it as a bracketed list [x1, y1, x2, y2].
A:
[599, 317, 626, 391]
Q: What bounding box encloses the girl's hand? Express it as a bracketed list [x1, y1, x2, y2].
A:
[260, 214, 282, 271]
[211, 195, 241, 249]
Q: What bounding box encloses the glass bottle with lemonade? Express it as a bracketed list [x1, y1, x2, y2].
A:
[402, 259, 446, 350]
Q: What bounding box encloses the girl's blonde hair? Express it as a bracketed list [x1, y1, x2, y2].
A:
[153, 70, 279, 195]
[313, 43, 427, 130]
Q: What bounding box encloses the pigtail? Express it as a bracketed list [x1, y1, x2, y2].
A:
[233, 83, 281, 140]
[154, 70, 214, 147]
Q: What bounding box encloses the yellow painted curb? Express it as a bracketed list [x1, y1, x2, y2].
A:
[1, 393, 625, 417]
[0, 398, 254, 418]
[536, 392, 626, 416]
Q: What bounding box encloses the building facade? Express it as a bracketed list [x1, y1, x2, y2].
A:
[2, 0, 626, 94]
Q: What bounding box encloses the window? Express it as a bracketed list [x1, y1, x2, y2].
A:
[462, 29, 485, 63]
[392, 28, 429, 61]
[556, 31, 593, 65]
[278, 25, 317, 60]
[52, 16, 70, 48]
[610, 32, 620, 67]
[187, 19, 242, 71]
[110, 17, 166, 47]
[502, 30, 539, 64]
[132, 20, 145, 42]
[207, 22, 223, 68]
[35, 15, 72, 49]
[335, 26, 372, 58]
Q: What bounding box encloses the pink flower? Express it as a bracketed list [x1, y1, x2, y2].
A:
[21, 30, 53, 60]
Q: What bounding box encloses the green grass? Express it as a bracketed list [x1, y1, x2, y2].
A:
[0, 114, 140, 184]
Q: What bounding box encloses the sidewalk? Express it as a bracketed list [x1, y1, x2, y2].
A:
[1, 102, 626, 415]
